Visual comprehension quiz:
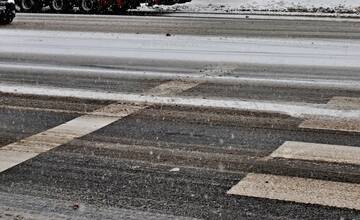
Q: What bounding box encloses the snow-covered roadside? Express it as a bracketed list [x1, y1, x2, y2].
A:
[139, 0, 360, 15]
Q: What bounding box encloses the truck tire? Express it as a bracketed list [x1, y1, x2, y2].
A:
[18, 0, 41, 12]
[111, 0, 130, 14]
[79, 0, 97, 13]
[49, 0, 71, 12]
[0, 17, 13, 25]
[112, 5, 127, 13]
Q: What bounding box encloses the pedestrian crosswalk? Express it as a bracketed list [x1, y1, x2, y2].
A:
[270, 141, 360, 166]
[227, 173, 360, 211]
[300, 97, 360, 132]
[0, 80, 200, 173]
[2, 78, 360, 213]
[300, 117, 360, 133]
[228, 96, 360, 211]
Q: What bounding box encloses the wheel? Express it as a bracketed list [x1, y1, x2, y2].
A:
[0, 17, 13, 25]
[49, 0, 71, 12]
[79, 0, 98, 13]
[18, 0, 42, 12]
[111, 0, 132, 14]
[112, 5, 128, 14]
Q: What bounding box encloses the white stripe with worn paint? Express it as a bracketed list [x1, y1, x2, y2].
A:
[1, 83, 360, 119]
[0, 81, 198, 173]
[270, 141, 360, 165]
[328, 97, 360, 109]
[0, 114, 129, 173]
[299, 118, 360, 133]
[228, 173, 360, 210]
[300, 96, 360, 132]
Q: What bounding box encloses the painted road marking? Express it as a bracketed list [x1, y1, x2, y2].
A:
[2, 83, 360, 119]
[0, 115, 123, 173]
[0, 80, 200, 173]
[327, 96, 360, 109]
[0, 151, 37, 173]
[270, 141, 360, 165]
[300, 96, 360, 132]
[228, 173, 360, 210]
[300, 117, 360, 133]
[147, 81, 200, 96]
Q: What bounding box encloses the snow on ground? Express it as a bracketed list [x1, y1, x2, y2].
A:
[141, 0, 360, 14]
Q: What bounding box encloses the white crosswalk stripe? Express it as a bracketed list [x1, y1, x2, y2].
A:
[227, 173, 360, 211]
[300, 96, 360, 132]
[300, 117, 360, 133]
[228, 96, 360, 210]
[0, 81, 200, 173]
[270, 141, 360, 165]
[327, 97, 360, 109]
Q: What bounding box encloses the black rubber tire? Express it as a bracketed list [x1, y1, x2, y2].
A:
[112, 5, 128, 14]
[49, 0, 71, 12]
[79, 0, 98, 13]
[0, 17, 13, 25]
[18, 0, 42, 12]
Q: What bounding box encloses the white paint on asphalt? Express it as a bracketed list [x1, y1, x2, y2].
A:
[299, 117, 360, 132]
[147, 80, 200, 96]
[1, 29, 360, 68]
[300, 96, 360, 132]
[327, 96, 360, 109]
[0, 115, 120, 172]
[227, 173, 360, 210]
[1, 83, 360, 119]
[270, 141, 360, 165]
[0, 151, 37, 173]
[0, 80, 199, 173]
[2, 62, 360, 91]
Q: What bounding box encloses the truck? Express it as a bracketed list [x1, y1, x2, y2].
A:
[15, 0, 190, 13]
[0, 0, 15, 24]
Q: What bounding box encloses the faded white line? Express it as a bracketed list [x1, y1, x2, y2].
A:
[270, 141, 360, 165]
[147, 80, 200, 96]
[228, 173, 360, 210]
[0, 81, 199, 173]
[299, 117, 360, 133]
[300, 96, 360, 132]
[0, 115, 125, 172]
[327, 96, 360, 109]
[1, 83, 360, 119]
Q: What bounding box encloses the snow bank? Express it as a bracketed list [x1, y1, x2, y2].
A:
[145, 0, 360, 14]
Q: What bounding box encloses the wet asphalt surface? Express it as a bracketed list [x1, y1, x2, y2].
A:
[8, 13, 360, 39]
[1, 93, 360, 219]
[1, 13, 360, 220]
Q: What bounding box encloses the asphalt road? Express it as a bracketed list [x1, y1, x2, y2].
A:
[7, 13, 360, 39]
[1, 13, 360, 219]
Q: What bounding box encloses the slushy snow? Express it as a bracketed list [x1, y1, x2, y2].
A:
[146, 0, 360, 14]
